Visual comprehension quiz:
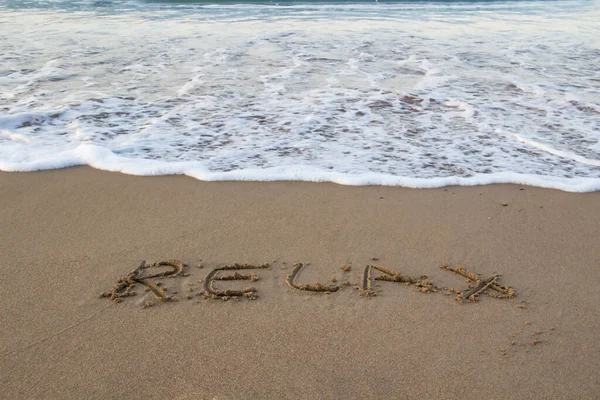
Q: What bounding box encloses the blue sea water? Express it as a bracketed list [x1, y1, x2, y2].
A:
[0, 0, 599, 190]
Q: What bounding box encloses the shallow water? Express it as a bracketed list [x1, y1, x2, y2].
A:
[1, 0, 599, 190]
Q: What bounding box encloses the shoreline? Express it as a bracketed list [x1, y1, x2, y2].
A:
[3, 150, 600, 192]
[1, 166, 599, 399]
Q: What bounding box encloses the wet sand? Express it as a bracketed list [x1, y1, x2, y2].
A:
[1, 166, 599, 399]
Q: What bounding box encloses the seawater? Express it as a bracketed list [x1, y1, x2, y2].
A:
[1, 0, 599, 191]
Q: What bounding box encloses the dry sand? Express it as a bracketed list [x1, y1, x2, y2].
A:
[1, 166, 599, 399]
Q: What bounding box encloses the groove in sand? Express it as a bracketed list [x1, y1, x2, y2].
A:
[372, 265, 436, 293]
[100, 260, 186, 303]
[440, 264, 515, 303]
[463, 276, 498, 301]
[203, 263, 269, 299]
[358, 265, 374, 296]
[213, 271, 259, 281]
[286, 263, 339, 292]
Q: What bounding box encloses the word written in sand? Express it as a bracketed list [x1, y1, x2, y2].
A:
[101, 260, 515, 307]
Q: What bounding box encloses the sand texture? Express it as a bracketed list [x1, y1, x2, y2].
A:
[1, 167, 599, 399]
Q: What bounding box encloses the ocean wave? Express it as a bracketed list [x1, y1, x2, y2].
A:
[1, 0, 599, 191]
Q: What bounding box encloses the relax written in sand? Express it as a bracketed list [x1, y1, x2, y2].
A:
[101, 260, 515, 307]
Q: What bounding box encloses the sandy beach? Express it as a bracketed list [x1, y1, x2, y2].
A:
[1, 166, 599, 399]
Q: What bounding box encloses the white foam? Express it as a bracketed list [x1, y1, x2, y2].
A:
[0, 131, 31, 144]
[2, 144, 599, 192]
